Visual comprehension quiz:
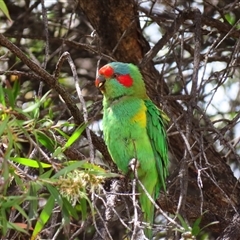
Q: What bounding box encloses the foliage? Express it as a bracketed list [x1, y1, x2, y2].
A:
[175, 212, 219, 240]
[0, 0, 11, 21]
[0, 79, 110, 239]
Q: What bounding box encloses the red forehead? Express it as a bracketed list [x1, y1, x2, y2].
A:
[99, 65, 114, 77]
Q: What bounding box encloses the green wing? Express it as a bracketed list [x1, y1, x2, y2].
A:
[144, 99, 169, 196]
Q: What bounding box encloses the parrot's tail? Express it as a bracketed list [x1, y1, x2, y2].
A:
[139, 185, 155, 239]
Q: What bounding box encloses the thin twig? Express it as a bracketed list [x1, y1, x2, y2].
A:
[92, 193, 114, 240]
[69, 221, 87, 240]
[131, 178, 140, 239]
[1, 34, 110, 162]
[28, 138, 59, 171]
[137, 177, 183, 230]
[63, 52, 94, 162]
[38, 0, 49, 98]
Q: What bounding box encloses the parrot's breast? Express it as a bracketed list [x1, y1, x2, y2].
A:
[130, 105, 146, 128]
[103, 97, 155, 174]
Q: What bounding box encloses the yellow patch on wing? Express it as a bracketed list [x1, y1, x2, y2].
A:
[131, 102, 147, 128]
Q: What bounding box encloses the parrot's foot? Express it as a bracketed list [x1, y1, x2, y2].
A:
[128, 158, 140, 172]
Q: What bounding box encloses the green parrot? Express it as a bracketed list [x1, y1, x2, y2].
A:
[95, 62, 169, 239]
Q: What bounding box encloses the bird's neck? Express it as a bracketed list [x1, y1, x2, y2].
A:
[103, 92, 148, 109]
[103, 94, 128, 108]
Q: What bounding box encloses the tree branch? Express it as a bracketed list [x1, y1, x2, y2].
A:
[0, 33, 112, 165]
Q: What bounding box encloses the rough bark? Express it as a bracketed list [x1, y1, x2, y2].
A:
[216, 213, 240, 240]
[76, 0, 147, 64]
[76, 0, 240, 237]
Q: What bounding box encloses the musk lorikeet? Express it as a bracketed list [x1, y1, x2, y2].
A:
[95, 62, 169, 239]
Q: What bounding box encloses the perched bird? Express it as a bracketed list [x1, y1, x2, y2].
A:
[95, 62, 169, 239]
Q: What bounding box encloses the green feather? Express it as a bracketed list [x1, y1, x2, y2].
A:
[145, 99, 169, 195]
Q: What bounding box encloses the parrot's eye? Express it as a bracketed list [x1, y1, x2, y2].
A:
[113, 73, 119, 78]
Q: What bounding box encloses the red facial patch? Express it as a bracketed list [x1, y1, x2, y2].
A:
[117, 74, 133, 87]
[99, 65, 114, 77]
[98, 65, 133, 88]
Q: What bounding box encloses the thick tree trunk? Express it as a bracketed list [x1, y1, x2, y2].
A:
[216, 213, 240, 240]
[76, 0, 240, 237]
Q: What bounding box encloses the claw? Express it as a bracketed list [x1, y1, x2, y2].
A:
[128, 158, 140, 172]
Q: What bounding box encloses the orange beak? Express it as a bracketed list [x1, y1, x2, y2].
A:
[95, 75, 106, 89]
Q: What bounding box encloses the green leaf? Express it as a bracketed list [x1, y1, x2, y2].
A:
[1, 207, 7, 236]
[81, 162, 106, 171]
[0, 0, 12, 21]
[80, 162, 119, 177]
[200, 221, 219, 232]
[0, 116, 8, 136]
[39, 169, 53, 179]
[63, 123, 87, 150]
[39, 90, 52, 104]
[191, 216, 202, 236]
[0, 81, 6, 106]
[52, 160, 87, 179]
[45, 184, 63, 207]
[225, 13, 235, 25]
[54, 127, 70, 139]
[31, 195, 55, 239]
[3, 80, 20, 108]
[1, 155, 9, 195]
[1, 196, 23, 209]
[5, 126, 13, 157]
[80, 195, 87, 220]
[7, 222, 29, 235]
[28, 183, 39, 220]
[192, 225, 200, 236]
[12, 79, 20, 101]
[60, 202, 70, 226]
[12, 171, 23, 188]
[23, 90, 51, 113]
[4, 88, 14, 109]
[35, 131, 55, 152]
[22, 101, 41, 113]
[14, 204, 30, 224]
[62, 197, 79, 220]
[176, 214, 190, 232]
[52, 146, 63, 158]
[10, 157, 52, 168]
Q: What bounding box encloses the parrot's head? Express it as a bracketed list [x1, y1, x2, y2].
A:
[95, 62, 147, 101]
